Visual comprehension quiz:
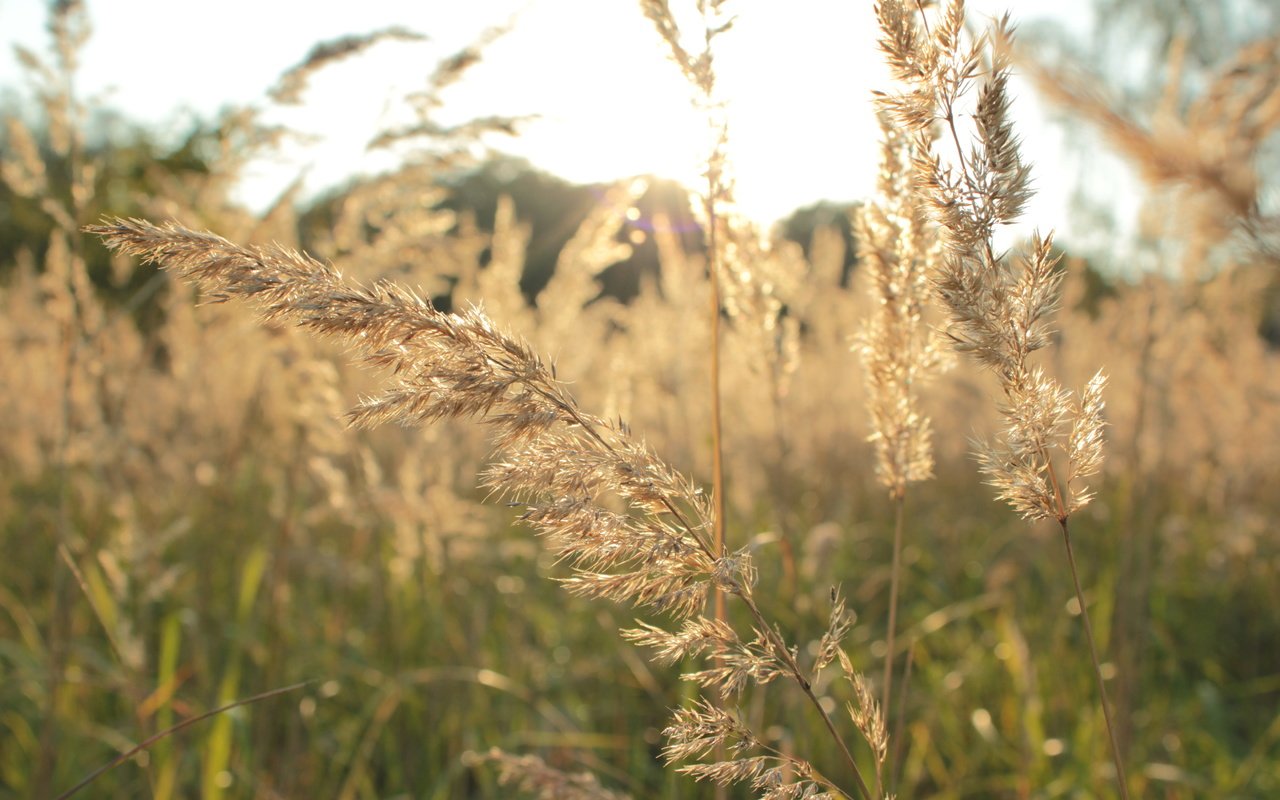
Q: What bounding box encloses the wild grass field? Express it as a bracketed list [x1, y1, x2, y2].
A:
[2, 1, 1279, 798]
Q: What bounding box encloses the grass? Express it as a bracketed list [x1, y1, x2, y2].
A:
[1, 0, 1279, 798]
[5, 460, 1277, 796]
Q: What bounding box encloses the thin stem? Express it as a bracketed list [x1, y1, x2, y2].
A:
[769, 364, 798, 594]
[889, 643, 915, 796]
[803, 679, 874, 800]
[54, 682, 309, 800]
[879, 493, 907, 796]
[736, 592, 875, 800]
[752, 739, 846, 799]
[35, 321, 75, 800]
[36, 28, 92, 792]
[707, 199, 729, 798]
[1059, 518, 1130, 800]
[700, 12, 729, 797]
[707, 185, 727, 577]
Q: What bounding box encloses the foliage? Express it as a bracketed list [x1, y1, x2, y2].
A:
[1, 1, 1279, 799]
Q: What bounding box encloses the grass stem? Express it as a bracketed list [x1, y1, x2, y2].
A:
[1059, 518, 1131, 800]
[879, 493, 906, 795]
[55, 682, 309, 800]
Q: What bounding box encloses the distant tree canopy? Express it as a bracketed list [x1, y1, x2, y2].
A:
[299, 154, 862, 307]
[435, 157, 676, 300]
[438, 160, 871, 303]
[3, 95, 864, 321]
[3, 103, 1121, 333]
[778, 200, 859, 285]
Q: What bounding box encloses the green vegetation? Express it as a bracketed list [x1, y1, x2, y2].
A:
[2, 1, 1278, 798]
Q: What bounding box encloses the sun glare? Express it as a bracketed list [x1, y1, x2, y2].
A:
[446, 0, 708, 194]
[451, 0, 887, 225]
[230, 0, 895, 226]
[0, 0, 1077, 228]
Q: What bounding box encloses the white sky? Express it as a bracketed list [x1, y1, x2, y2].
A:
[0, 0, 1121, 234]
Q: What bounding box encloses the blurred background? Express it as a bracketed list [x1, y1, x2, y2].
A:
[1, 0, 1278, 797]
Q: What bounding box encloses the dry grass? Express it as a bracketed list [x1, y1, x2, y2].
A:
[83, 3, 1111, 795]
[2, 0, 1279, 798]
[87, 208, 881, 798]
[875, 3, 1119, 794]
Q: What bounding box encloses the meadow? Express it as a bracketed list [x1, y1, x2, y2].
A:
[2, 1, 1278, 798]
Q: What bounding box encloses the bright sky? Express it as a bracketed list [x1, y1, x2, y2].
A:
[0, 0, 1114, 233]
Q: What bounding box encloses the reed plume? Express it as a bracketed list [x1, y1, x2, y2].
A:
[269, 27, 427, 106]
[855, 109, 944, 795]
[874, 1, 1120, 796]
[856, 113, 942, 503]
[89, 217, 881, 799]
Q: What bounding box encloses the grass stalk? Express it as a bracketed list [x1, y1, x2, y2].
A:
[735, 591, 875, 800]
[707, 151, 727, 624]
[889, 642, 915, 795]
[879, 492, 906, 794]
[1058, 518, 1131, 800]
[877, 3, 1126, 797]
[695, 8, 730, 796]
[55, 682, 308, 800]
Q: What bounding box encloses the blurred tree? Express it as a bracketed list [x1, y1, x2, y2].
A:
[1023, 0, 1279, 264]
[1023, 0, 1280, 338]
[777, 200, 859, 286]
[299, 156, 706, 306]
[1086, 0, 1276, 94]
[302, 157, 864, 311]
[440, 157, 611, 298]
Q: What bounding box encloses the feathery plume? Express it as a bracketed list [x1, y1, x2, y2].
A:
[856, 113, 944, 499]
[269, 28, 427, 105]
[89, 216, 876, 799]
[874, 1, 1105, 524]
[873, 5, 1126, 797]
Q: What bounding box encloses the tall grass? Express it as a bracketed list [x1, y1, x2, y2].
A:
[874, 4, 1119, 794]
[75, 3, 1135, 796]
[1, 0, 1279, 798]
